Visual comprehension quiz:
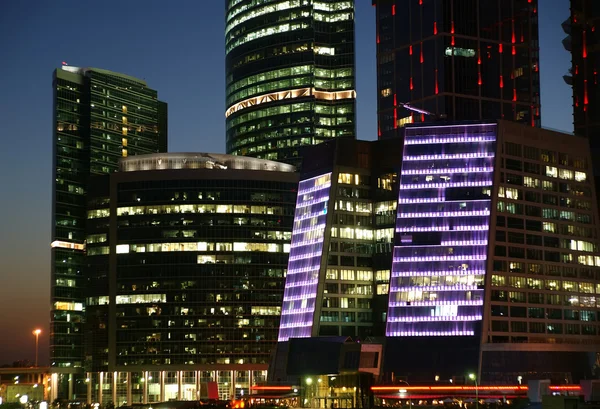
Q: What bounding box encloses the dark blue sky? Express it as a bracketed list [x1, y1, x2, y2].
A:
[0, 1, 571, 365]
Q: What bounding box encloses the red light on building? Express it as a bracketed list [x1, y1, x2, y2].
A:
[251, 386, 293, 391]
[500, 75, 504, 88]
[583, 31, 587, 58]
[392, 5, 395, 15]
[410, 77, 414, 90]
[451, 21, 455, 34]
[435, 69, 439, 94]
[513, 89, 517, 102]
[478, 72, 482, 85]
[420, 44, 424, 63]
[512, 46, 516, 55]
[499, 43, 503, 53]
[409, 45, 413, 55]
[434, 22, 438, 35]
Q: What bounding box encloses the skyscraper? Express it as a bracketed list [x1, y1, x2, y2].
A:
[225, 0, 356, 167]
[51, 66, 167, 395]
[83, 153, 297, 404]
[562, 1, 600, 190]
[279, 120, 600, 383]
[373, 0, 541, 139]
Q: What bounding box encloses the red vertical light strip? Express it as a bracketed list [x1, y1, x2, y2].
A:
[434, 22, 438, 35]
[451, 21, 455, 34]
[419, 0, 423, 4]
[378, 124, 381, 138]
[511, 19, 516, 43]
[452, 36, 455, 46]
[512, 46, 516, 55]
[583, 31, 588, 58]
[420, 43, 424, 63]
[500, 75, 504, 88]
[410, 77, 414, 90]
[499, 43, 503, 53]
[575, 65, 579, 75]
[513, 89, 517, 102]
[394, 108, 398, 128]
[584, 80, 589, 105]
[478, 72, 482, 85]
[392, 5, 396, 15]
[421, 113, 425, 122]
[477, 50, 481, 65]
[409, 45, 413, 55]
[575, 95, 579, 107]
[377, 35, 380, 44]
[435, 69, 439, 94]
[394, 94, 397, 106]
[531, 106, 535, 127]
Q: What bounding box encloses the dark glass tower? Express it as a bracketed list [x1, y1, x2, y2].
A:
[51, 66, 167, 396]
[225, 0, 356, 167]
[562, 1, 600, 192]
[83, 153, 297, 403]
[373, 0, 541, 139]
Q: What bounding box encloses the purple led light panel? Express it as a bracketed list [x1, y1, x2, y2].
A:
[386, 123, 497, 337]
[278, 173, 332, 342]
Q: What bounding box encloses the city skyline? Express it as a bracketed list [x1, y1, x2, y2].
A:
[0, 0, 572, 366]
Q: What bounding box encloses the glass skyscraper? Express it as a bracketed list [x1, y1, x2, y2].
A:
[51, 66, 167, 396]
[225, 0, 356, 167]
[279, 121, 600, 383]
[82, 153, 297, 404]
[373, 0, 541, 139]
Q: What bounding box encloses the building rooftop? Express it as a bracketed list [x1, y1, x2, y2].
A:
[119, 152, 296, 173]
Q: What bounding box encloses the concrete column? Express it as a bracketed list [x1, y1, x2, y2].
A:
[195, 371, 200, 400]
[230, 371, 235, 400]
[160, 371, 165, 402]
[143, 371, 148, 404]
[87, 372, 92, 404]
[68, 375, 74, 400]
[112, 371, 117, 406]
[126, 372, 132, 405]
[177, 371, 182, 400]
[99, 372, 104, 406]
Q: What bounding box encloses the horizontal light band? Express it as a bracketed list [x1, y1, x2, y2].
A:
[281, 307, 314, 315]
[288, 252, 323, 261]
[392, 270, 486, 277]
[402, 167, 494, 175]
[282, 280, 319, 289]
[294, 211, 329, 222]
[386, 330, 475, 336]
[399, 198, 492, 204]
[296, 196, 330, 208]
[391, 285, 481, 292]
[397, 226, 489, 232]
[404, 136, 495, 145]
[251, 386, 293, 391]
[399, 210, 490, 218]
[225, 87, 356, 117]
[389, 300, 484, 307]
[278, 321, 314, 329]
[400, 181, 493, 189]
[297, 183, 332, 196]
[51, 240, 85, 251]
[372, 386, 529, 392]
[292, 224, 326, 235]
[388, 315, 482, 323]
[394, 255, 487, 262]
[403, 153, 495, 161]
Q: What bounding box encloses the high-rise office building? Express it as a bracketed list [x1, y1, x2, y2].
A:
[373, 0, 541, 139]
[562, 1, 600, 190]
[225, 0, 356, 167]
[51, 66, 167, 396]
[82, 153, 297, 404]
[279, 121, 600, 383]
[278, 137, 403, 341]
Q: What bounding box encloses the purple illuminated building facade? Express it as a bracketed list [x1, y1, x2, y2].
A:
[387, 123, 496, 337]
[278, 121, 600, 383]
[279, 173, 333, 341]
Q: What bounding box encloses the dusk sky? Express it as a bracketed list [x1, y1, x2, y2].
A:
[0, 1, 572, 365]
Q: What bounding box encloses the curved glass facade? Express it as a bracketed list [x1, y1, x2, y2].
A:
[225, 0, 356, 166]
[84, 155, 298, 400]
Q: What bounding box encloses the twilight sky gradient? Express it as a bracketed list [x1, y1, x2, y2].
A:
[0, 1, 572, 365]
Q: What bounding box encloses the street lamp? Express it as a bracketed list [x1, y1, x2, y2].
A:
[468, 373, 478, 409]
[32, 329, 41, 367]
[397, 380, 411, 408]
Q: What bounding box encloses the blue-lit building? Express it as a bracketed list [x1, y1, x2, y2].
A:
[277, 121, 600, 384]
